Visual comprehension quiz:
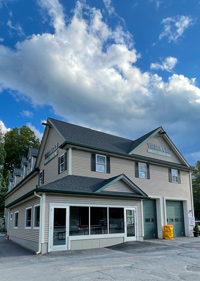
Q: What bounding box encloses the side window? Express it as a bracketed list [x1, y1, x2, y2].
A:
[34, 205, 40, 228]
[14, 212, 19, 228]
[25, 207, 32, 229]
[38, 170, 44, 186]
[135, 162, 150, 179]
[169, 169, 181, 183]
[91, 154, 110, 173]
[58, 152, 67, 174]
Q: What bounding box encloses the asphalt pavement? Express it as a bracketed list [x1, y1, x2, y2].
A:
[1, 234, 200, 281]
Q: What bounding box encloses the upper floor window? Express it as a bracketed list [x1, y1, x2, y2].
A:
[135, 162, 150, 179]
[58, 152, 67, 174]
[169, 168, 180, 183]
[96, 155, 106, 173]
[91, 154, 110, 173]
[38, 170, 44, 186]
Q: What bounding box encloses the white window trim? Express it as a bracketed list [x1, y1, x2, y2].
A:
[10, 213, 13, 220]
[48, 203, 138, 253]
[33, 204, 40, 229]
[14, 211, 19, 229]
[59, 153, 65, 174]
[138, 162, 147, 179]
[96, 154, 106, 173]
[25, 207, 32, 229]
[171, 168, 179, 183]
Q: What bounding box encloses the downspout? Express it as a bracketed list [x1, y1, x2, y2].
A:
[189, 172, 194, 217]
[34, 192, 42, 255]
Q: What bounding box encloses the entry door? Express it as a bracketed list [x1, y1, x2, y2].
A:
[125, 208, 136, 241]
[50, 206, 68, 251]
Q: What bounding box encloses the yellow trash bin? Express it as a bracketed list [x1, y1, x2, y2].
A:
[163, 225, 173, 239]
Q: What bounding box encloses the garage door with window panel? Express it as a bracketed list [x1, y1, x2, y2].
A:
[166, 201, 185, 237]
[143, 200, 158, 239]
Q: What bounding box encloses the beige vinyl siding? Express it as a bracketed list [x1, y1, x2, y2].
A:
[104, 180, 136, 193]
[9, 197, 40, 243]
[133, 134, 182, 164]
[44, 194, 142, 244]
[72, 149, 134, 180]
[39, 127, 68, 185]
[72, 149, 191, 202]
[5, 175, 38, 206]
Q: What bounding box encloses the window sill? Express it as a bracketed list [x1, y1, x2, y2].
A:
[25, 227, 32, 229]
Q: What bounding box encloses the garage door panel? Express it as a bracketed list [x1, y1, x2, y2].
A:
[143, 200, 158, 239]
[166, 201, 185, 237]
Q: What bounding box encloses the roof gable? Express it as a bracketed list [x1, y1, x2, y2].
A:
[130, 128, 189, 166]
[95, 174, 147, 196]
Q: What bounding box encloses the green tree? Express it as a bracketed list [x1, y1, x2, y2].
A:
[192, 161, 200, 220]
[0, 131, 6, 213]
[4, 126, 40, 176]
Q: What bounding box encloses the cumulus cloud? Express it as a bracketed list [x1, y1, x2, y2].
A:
[21, 110, 33, 118]
[150, 56, 178, 72]
[26, 123, 43, 140]
[0, 120, 10, 135]
[0, 0, 199, 163]
[159, 15, 194, 42]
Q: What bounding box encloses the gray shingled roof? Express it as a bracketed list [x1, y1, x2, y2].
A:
[39, 175, 148, 198]
[49, 118, 159, 155]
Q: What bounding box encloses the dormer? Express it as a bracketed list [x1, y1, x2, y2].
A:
[13, 168, 21, 187]
[21, 157, 28, 179]
[8, 174, 14, 192]
[27, 147, 39, 174]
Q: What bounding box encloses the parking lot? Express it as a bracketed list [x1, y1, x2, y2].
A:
[1, 235, 200, 280]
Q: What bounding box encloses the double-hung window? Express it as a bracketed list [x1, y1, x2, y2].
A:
[169, 168, 180, 183]
[58, 152, 67, 174]
[38, 170, 44, 186]
[25, 207, 32, 229]
[96, 155, 106, 173]
[91, 154, 110, 173]
[135, 162, 150, 179]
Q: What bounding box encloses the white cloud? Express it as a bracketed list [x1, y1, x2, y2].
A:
[7, 20, 25, 37]
[150, 56, 178, 72]
[26, 123, 43, 140]
[0, 120, 10, 135]
[103, 0, 116, 16]
[0, 38, 4, 42]
[159, 15, 194, 42]
[21, 110, 33, 118]
[0, 0, 200, 164]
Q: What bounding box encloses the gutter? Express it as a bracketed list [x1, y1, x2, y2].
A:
[5, 188, 151, 209]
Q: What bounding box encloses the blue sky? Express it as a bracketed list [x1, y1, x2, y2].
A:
[0, 0, 200, 165]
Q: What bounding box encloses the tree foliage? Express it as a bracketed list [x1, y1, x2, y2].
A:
[0, 125, 40, 213]
[3, 126, 40, 176]
[192, 161, 200, 220]
[0, 131, 6, 213]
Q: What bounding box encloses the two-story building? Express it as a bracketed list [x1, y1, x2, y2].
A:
[5, 118, 194, 254]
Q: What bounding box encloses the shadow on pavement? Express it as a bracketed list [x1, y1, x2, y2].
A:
[0, 235, 35, 258]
